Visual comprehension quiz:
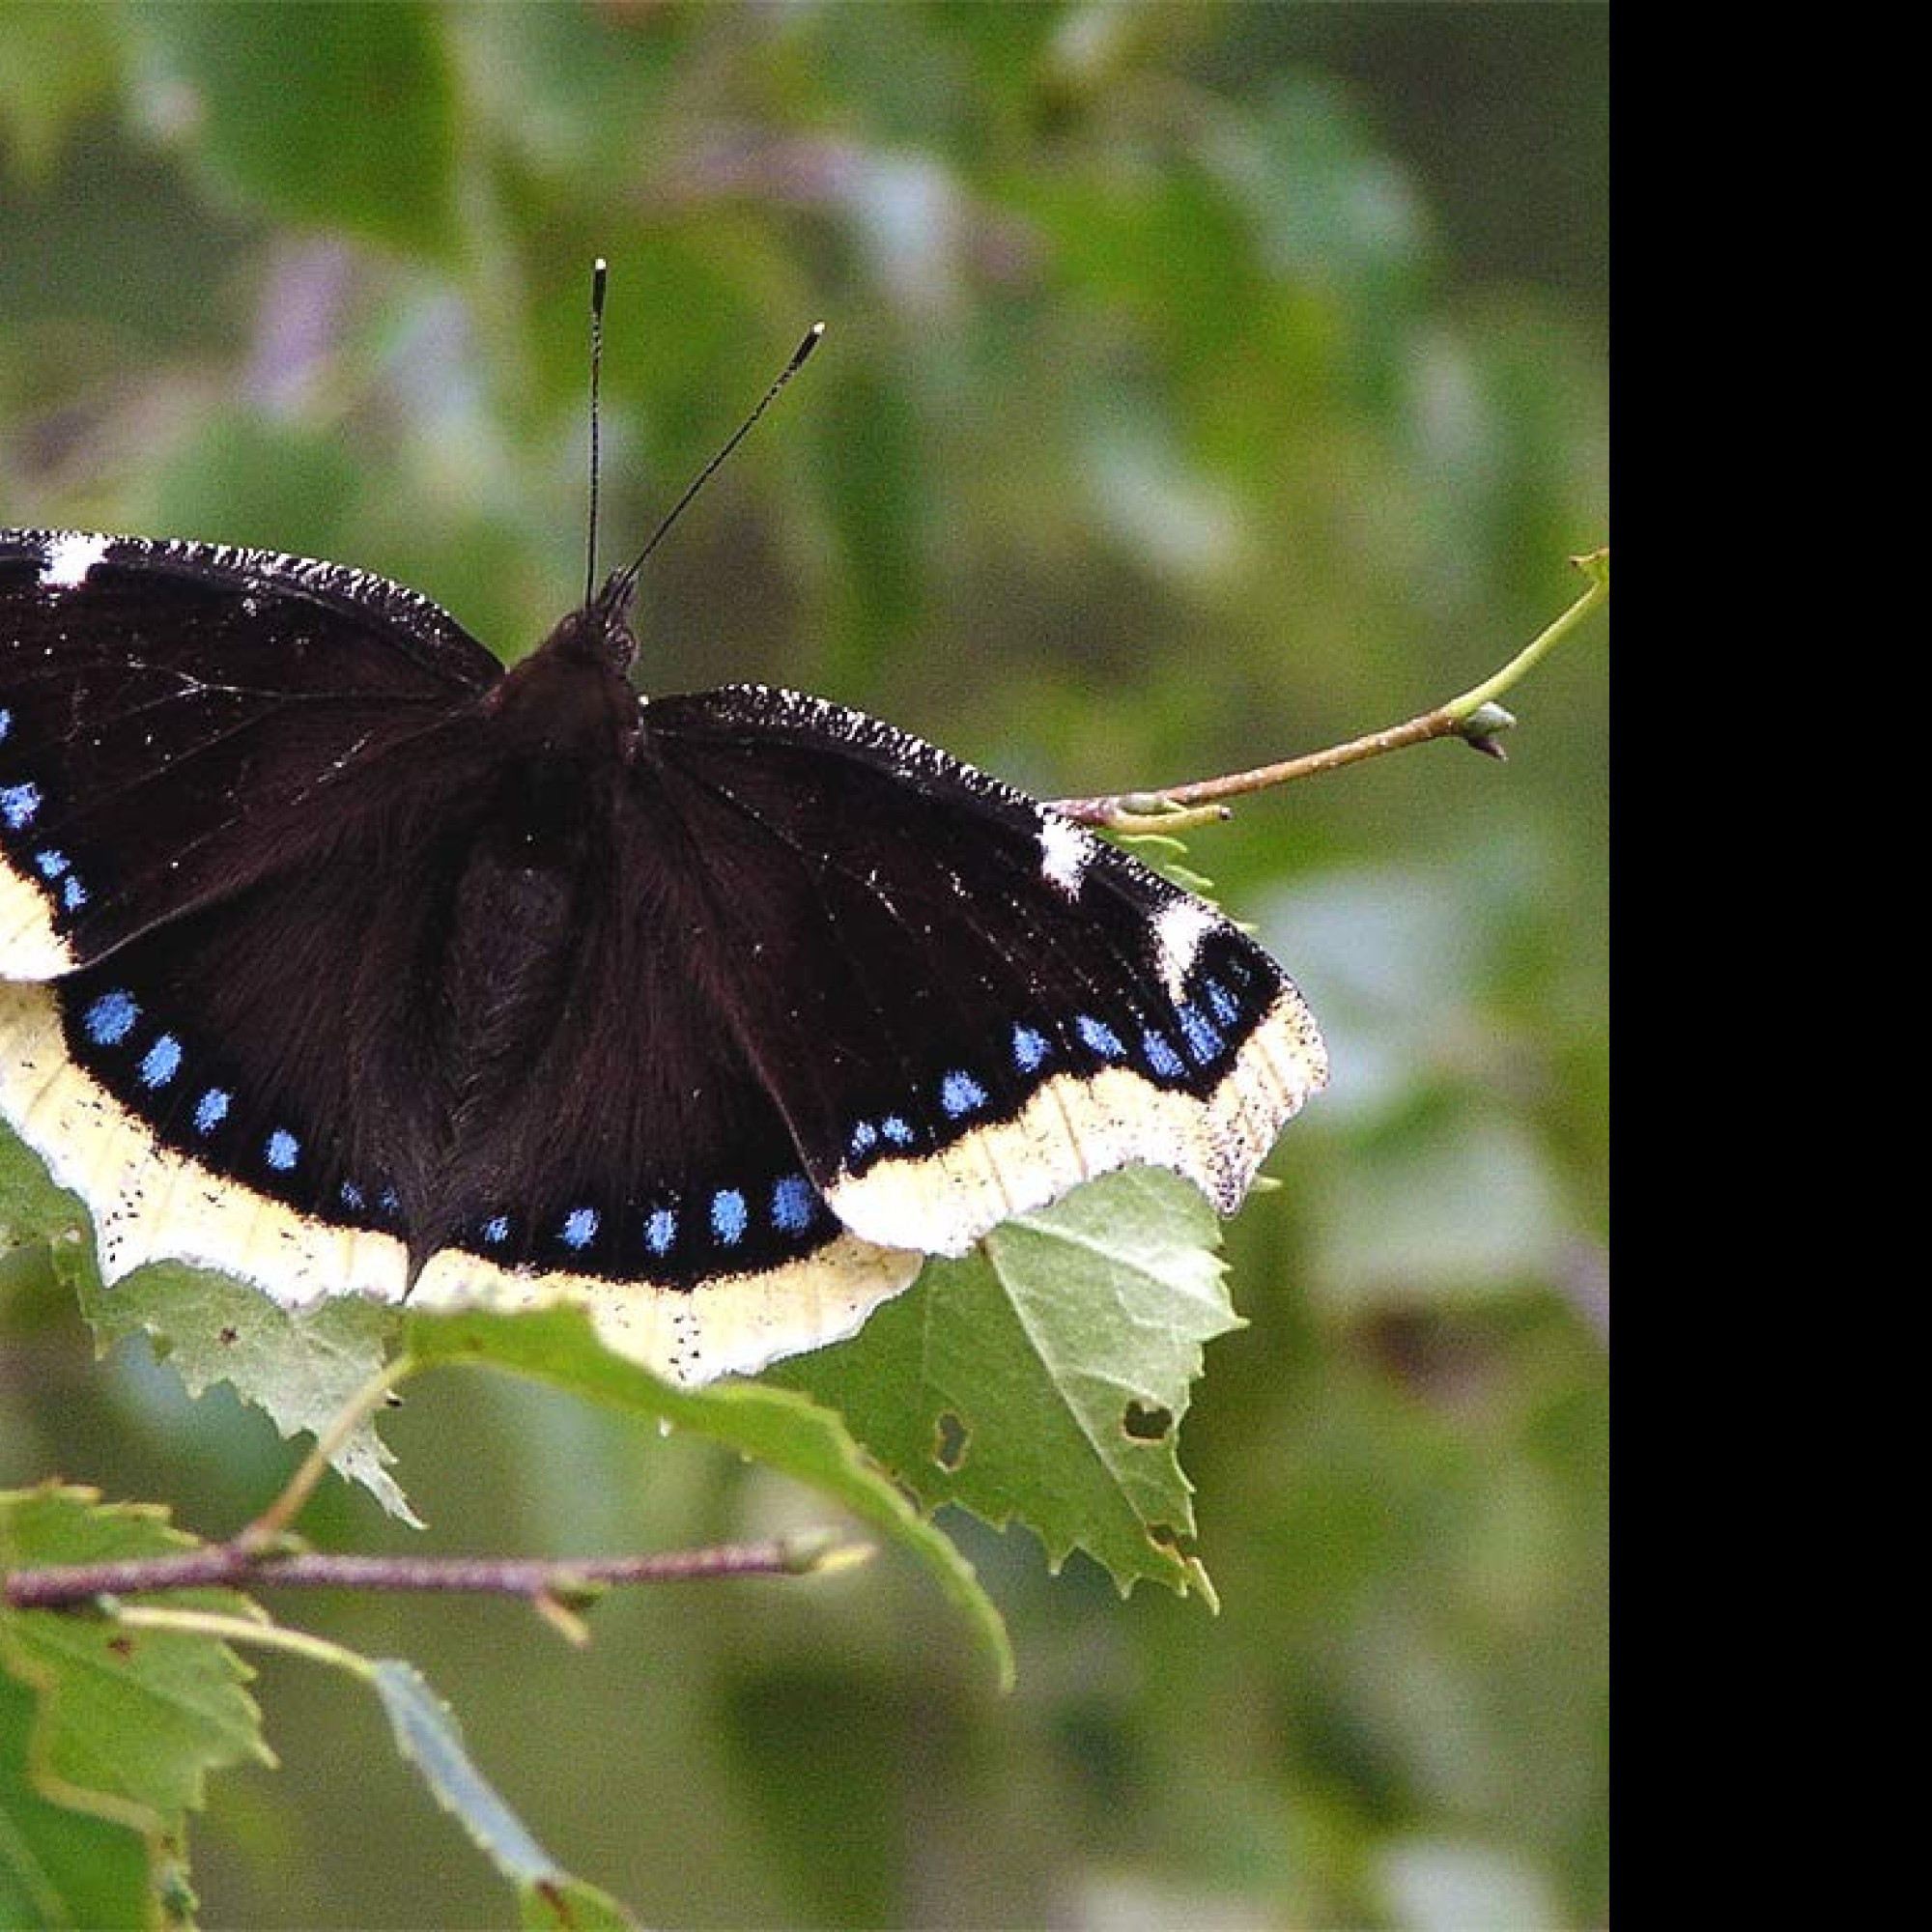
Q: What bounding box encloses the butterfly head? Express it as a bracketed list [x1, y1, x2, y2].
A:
[535, 572, 640, 677]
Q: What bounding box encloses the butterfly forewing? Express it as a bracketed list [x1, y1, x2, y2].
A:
[0, 530, 501, 975]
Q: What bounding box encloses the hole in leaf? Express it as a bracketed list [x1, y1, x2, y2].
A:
[934, 1409, 970, 1472]
[1122, 1400, 1173, 1441]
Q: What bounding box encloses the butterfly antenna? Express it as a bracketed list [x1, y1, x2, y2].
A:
[611, 321, 825, 601]
[584, 256, 610, 611]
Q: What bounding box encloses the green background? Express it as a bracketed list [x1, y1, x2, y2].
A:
[0, 4, 1607, 1926]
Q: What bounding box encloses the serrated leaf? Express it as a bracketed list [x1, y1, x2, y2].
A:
[128, 4, 457, 251]
[0, 1124, 77, 1257]
[370, 1659, 636, 1930]
[71, 1258, 415, 1527]
[0, 1673, 156, 1932]
[777, 1168, 1243, 1597]
[3, 1120, 413, 1522]
[0, 1487, 271, 1837]
[402, 1305, 1013, 1689]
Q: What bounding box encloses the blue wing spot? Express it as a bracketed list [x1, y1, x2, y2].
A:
[138, 1034, 183, 1088]
[880, 1115, 916, 1148]
[711, 1188, 749, 1246]
[0, 709, 11, 743]
[0, 782, 41, 830]
[940, 1070, 988, 1118]
[84, 990, 139, 1046]
[848, 1119, 879, 1160]
[379, 1187, 401, 1216]
[1203, 978, 1241, 1027]
[644, 1207, 678, 1256]
[1140, 1029, 1185, 1080]
[560, 1207, 599, 1250]
[1077, 1014, 1125, 1061]
[481, 1214, 511, 1246]
[193, 1089, 230, 1135]
[265, 1129, 300, 1172]
[340, 1180, 367, 1211]
[33, 850, 68, 879]
[61, 875, 86, 911]
[771, 1174, 816, 1235]
[1177, 1003, 1225, 1065]
[1012, 1024, 1050, 1073]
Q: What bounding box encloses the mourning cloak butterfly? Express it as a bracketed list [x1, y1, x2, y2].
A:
[0, 519, 1325, 1383]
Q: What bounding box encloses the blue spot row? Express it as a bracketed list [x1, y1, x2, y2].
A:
[32, 847, 88, 913]
[0, 781, 39, 831]
[847, 1112, 918, 1163]
[470, 1173, 828, 1264]
[76, 987, 325, 1191]
[841, 993, 1253, 1171]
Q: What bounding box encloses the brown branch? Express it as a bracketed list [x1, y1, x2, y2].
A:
[3, 1536, 851, 1613]
[1052, 548, 1607, 833]
[1052, 706, 1492, 831]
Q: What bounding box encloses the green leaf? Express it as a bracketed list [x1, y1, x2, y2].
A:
[3, 1118, 412, 1522]
[777, 1169, 1243, 1598]
[370, 1660, 636, 1930]
[0, 1673, 157, 1932]
[0, 1122, 77, 1256]
[72, 1260, 415, 1527]
[0, 1487, 270, 1839]
[128, 3, 457, 251]
[402, 1305, 1014, 1690]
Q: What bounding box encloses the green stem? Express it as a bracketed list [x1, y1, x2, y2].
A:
[110, 1604, 377, 1683]
[1053, 547, 1607, 831]
[1443, 549, 1609, 722]
[239, 1351, 419, 1551]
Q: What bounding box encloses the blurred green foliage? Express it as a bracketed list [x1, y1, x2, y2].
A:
[0, 3, 1606, 1926]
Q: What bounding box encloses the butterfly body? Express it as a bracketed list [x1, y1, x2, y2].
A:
[1, 527, 1325, 1381]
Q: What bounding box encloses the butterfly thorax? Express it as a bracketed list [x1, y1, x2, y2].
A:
[380, 607, 643, 1245]
[483, 604, 641, 771]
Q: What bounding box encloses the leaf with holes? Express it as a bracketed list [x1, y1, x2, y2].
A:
[775, 1167, 1245, 1597]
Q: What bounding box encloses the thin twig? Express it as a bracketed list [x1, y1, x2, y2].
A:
[238, 1351, 418, 1552]
[1053, 548, 1608, 832]
[2, 1537, 852, 1613]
